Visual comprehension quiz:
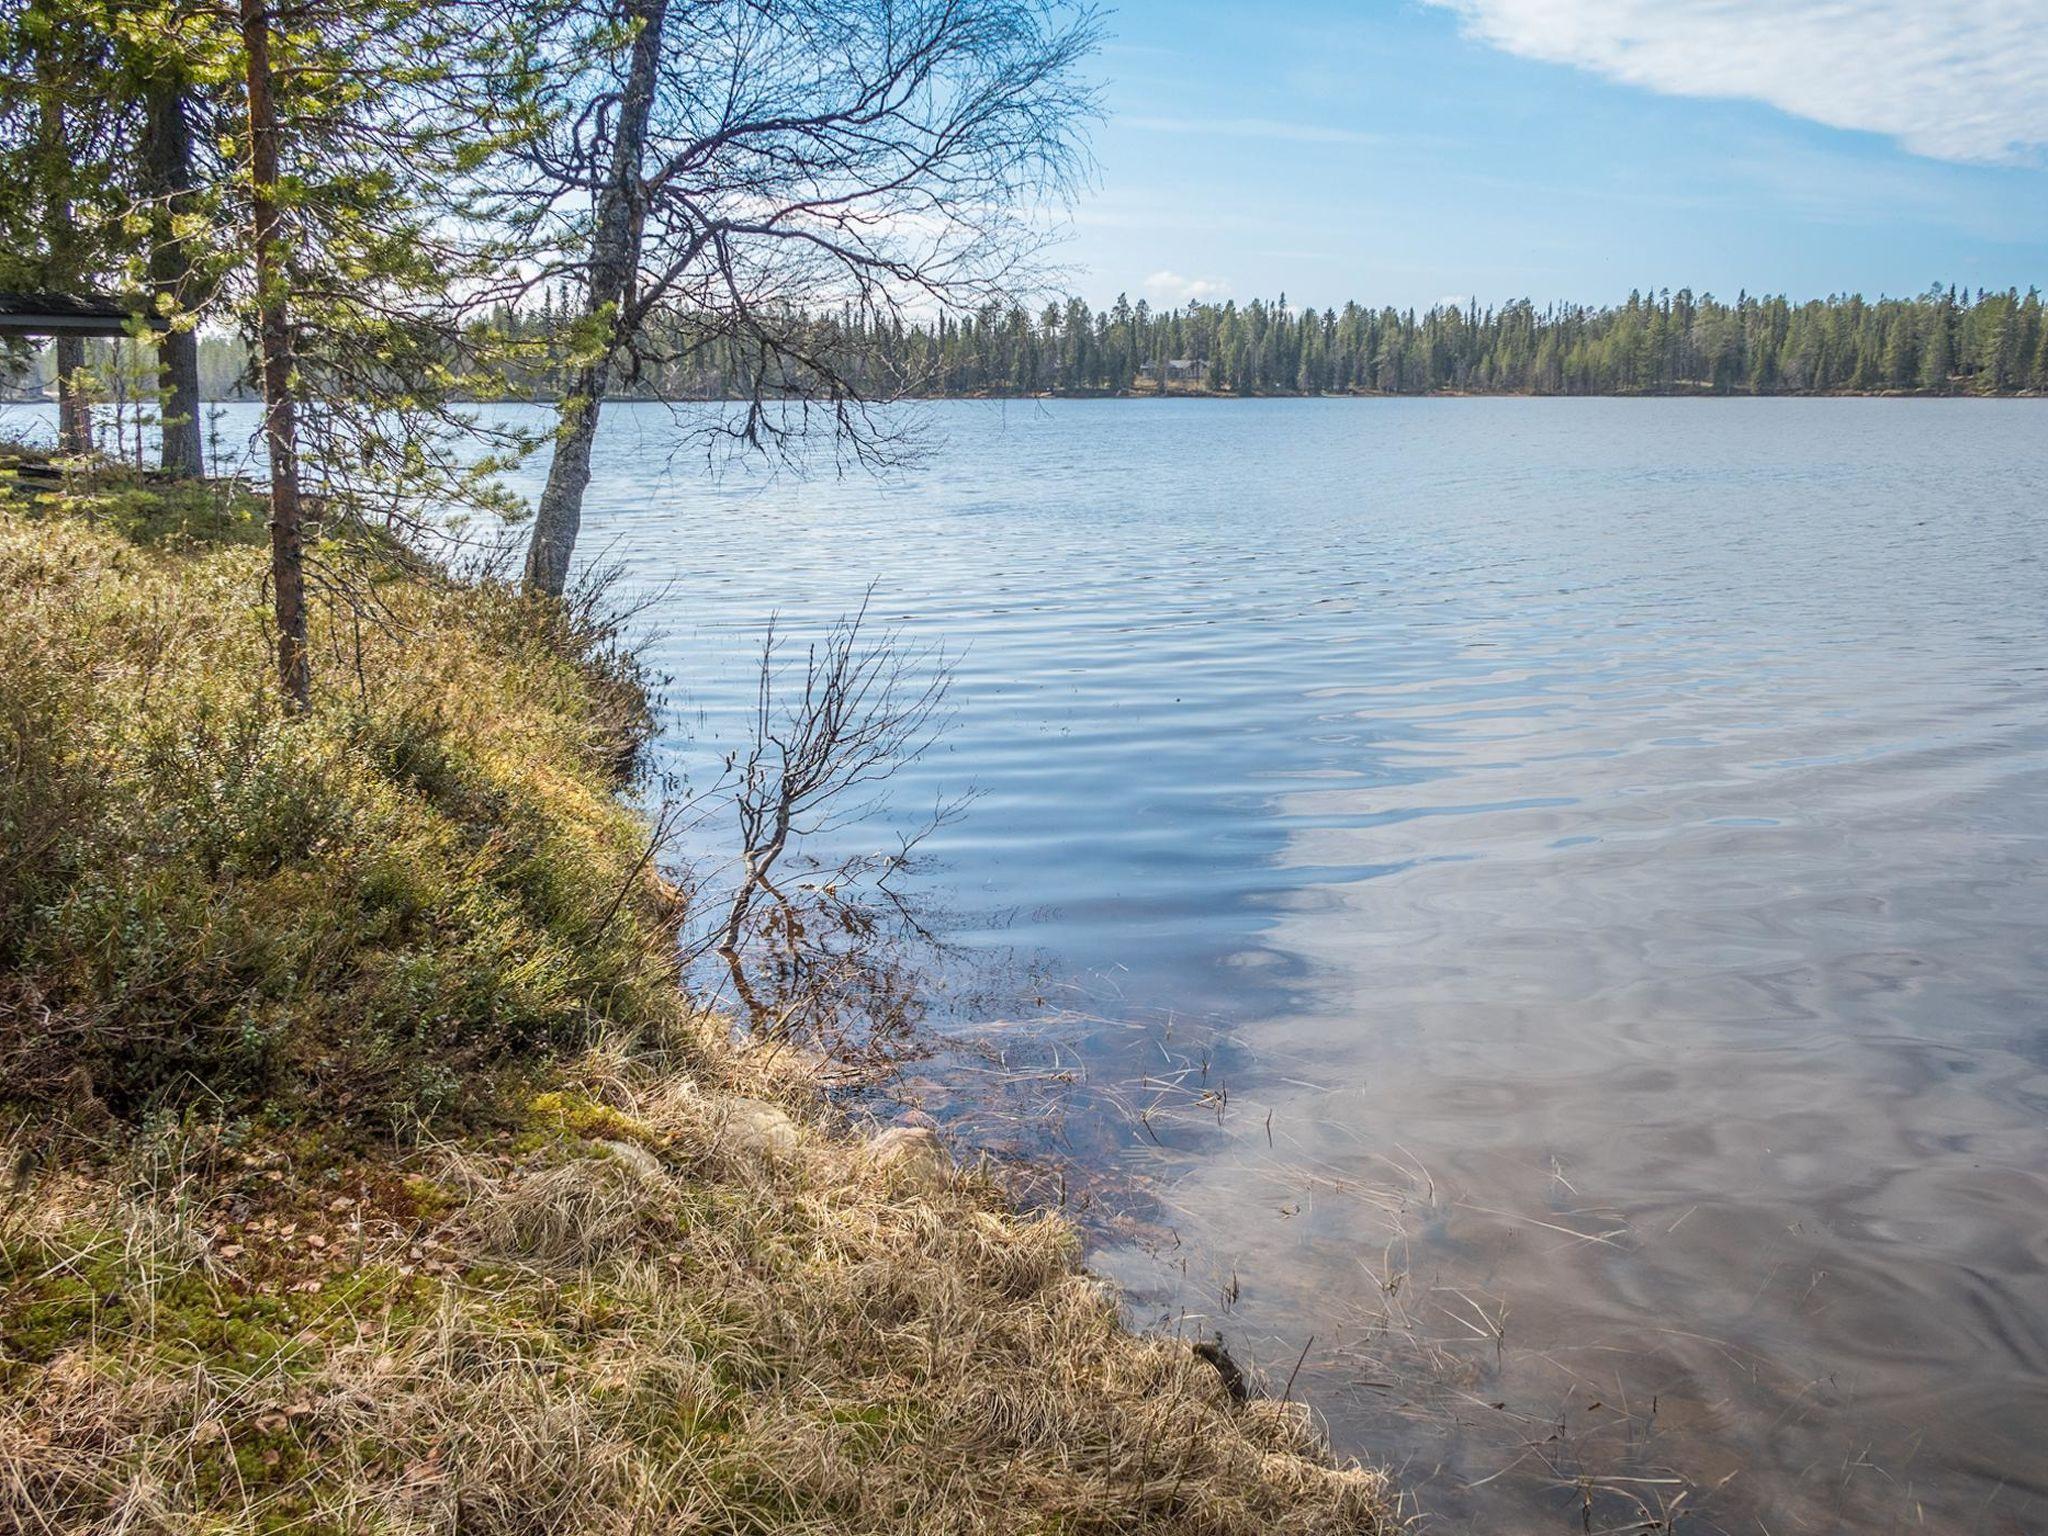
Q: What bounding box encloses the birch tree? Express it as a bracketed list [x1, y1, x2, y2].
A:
[516, 0, 1100, 597]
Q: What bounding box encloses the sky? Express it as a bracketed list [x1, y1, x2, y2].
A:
[1061, 0, 2048, 312]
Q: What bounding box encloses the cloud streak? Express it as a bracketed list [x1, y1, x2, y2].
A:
[1422, 0, 2048, 165]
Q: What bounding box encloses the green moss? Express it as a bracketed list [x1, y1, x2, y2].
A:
[399, 1173, 459, 1223]
[2, 1215, 443, 1393]
[527, 1088, 666, 1150]
[825, 1398, 934, 1454]
[2, 1239, 287, 1372]
[0, 1267, 102, 1367]
[185, 1420, 322, 1531]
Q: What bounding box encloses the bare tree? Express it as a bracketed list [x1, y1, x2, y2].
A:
[719, 596, 950, 955]
[517, 0, 1100, 596]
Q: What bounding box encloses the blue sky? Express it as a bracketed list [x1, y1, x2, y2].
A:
[1061, 0, 2048, 311]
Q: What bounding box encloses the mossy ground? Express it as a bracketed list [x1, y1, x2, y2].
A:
[0, 462, 1391, 1534]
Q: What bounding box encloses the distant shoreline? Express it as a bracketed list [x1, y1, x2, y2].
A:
[7, 386, 2041, 410]
[170, 386, 2048, 406]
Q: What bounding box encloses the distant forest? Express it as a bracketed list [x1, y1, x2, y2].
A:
[470, 284, 2048, 399]
[23, 284, 2048, 404]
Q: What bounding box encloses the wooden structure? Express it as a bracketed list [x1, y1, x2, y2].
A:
[0, 290, 140, 339]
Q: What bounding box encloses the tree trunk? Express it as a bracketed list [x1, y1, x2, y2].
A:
[39, 80, 92, 459]
[241, 0, 309, 711]
[142, 72, 203, 478]
[523, 0, 667, 599]
[54, 337, 92, 456]
[524, 355, 613, 597]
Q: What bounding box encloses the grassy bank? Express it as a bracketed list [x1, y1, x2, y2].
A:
[0, 467, 1390, 1534]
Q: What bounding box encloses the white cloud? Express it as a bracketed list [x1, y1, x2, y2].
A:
[1422, 0, 2048, 165]
[1124, 115, 1385, 146]
[1142, 270, 1231, 304]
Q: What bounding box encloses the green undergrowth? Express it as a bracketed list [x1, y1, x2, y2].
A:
[0, 466, 666, 1128]
[0, 470, 1392, 1534]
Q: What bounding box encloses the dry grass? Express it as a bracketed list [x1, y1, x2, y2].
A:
[2, 1032, 1392, 1534]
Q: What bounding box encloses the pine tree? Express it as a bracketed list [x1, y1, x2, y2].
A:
[1921, 298, 1955, 392]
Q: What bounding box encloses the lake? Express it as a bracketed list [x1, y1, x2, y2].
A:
[24, 395, 2048, 1530]
[550, 397, 2048, 1534]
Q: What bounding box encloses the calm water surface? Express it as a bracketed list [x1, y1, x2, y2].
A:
[50, 395, 2048, 1530]
[561, 398, 2048, 1532]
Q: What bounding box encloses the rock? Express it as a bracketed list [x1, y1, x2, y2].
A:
[1193, 1337, 1250, 1404]
[867, 1124, 935, 1158]
[716, 1097, 800, 1162]
[598, 1140, 664, 1180]
[863, 1124, 953, 1187]
[744, 1041, 869, 1091]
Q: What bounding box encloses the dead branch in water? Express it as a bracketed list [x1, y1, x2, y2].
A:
[707, 591, 961, 1049]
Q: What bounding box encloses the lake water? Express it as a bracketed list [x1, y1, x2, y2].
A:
[555, 398, 2048, 1535]
[20, 395, 2048, 1530]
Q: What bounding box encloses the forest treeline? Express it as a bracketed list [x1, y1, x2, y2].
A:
[139, 282, 2048, 401]
[37, 282, 2043, 403]
[499, 284, 2042, 399]
[385, 282, 2048, 399]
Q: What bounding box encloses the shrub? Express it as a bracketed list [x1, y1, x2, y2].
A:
[0, 482, 676, 1130]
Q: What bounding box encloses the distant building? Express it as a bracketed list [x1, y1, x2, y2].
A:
[1138, 357, 1209, 384]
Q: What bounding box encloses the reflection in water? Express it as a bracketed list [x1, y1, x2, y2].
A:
[103, 395, 2048, 1529]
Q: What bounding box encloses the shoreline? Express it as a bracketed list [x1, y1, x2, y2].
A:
[0, 462, 1391, 1534]
[262, 386, 2048, 405]
[9, 386, 2038, 410]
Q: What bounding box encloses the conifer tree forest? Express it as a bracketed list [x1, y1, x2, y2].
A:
[141, 284, 2047, 401]
[42, 282, 2048, 408]
[20, 282, 2017, 410]
[457, 284, 2040, 400]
